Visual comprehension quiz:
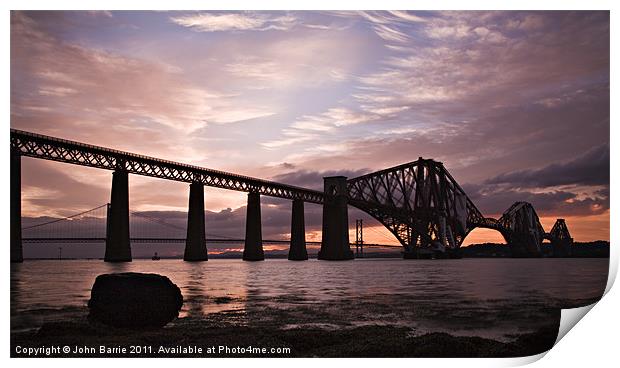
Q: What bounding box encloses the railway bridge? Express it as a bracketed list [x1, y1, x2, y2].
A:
[10, 129, 572, 262]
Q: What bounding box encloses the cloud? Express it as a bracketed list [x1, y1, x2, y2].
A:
[386, 11, 427, 23]
[268, 11, 609, 183]
[261, 107, 381, 149]
[373, 24, 410, 43]
[462, 183, 609, 218]
[486, 144, 609, 188]
[21, 159, 110, 217]
[220, 29, 365, 90]
[426, 24, 470, 39]
[85, 11, 114, 18]
[11, 12, 278, 135]
[358, 10, 427, 25]
[357, 11, 397, 25]
[356, 11, 609, 116]
[11, 10, 286, 175]
[271, 168, 370, 191]
[170, 12, 297, 32]
[356, 11, 427, 44]
[506, 14, 545, 31]
[224, 58, 286, 83]
[289, 83, 608, 183]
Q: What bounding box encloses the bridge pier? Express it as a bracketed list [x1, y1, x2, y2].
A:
[11, 152, 23, 263]
[508, 233, 542, 258]
[318, 176, 353, 260]
[288, 199, 308, 260]
[550, 219, 573, 257]
[552, 239, 572, 257]
[105, 170, 132, 262]
[184, 182, 208, 261]
[243, 191, 264, 261]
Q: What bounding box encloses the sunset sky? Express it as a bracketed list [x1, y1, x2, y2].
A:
[11, 11, 609, 257]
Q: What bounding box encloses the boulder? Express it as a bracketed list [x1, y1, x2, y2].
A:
[88, 272, 183, 329]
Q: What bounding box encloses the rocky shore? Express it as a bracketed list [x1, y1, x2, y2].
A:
[11, 306, 559, 358]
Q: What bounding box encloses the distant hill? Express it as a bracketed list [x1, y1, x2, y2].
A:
[460, 243, 512, 258]
[562, 241, 610, 258]
[29, 241, 609, 260]
[461, 241, 609, 258]
[208, 241, 610, 259]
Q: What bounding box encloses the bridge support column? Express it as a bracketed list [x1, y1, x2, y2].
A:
[552, 239, 572, 257]
[184, 182, 208, 261]
[318, 176, 353, 260]
[550, 219, 573, 257]
[105, 170, 132, 262]
[288, 199, 308, 260]
[11, 152, 23, 263]
[243, 191, 264, 261]
[508, 233, 542, 258]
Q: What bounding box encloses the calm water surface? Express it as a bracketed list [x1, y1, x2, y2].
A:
[11, 258, 609, 340]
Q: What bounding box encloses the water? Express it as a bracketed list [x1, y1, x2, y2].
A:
[11, 258, 609, 341]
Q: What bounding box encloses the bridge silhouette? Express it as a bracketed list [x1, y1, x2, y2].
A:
[10, 129, 573, 262]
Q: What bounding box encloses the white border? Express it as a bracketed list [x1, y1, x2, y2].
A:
[2, 1, 616, 367]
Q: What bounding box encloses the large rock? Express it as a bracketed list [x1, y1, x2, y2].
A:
[88, 272, 183, 329]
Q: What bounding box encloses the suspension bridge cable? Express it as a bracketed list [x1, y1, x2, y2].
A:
[23, 204, 108, 230]
[130, 210, 239, 240]
[366, 224, 399, 243]
[205, 233, 239, 240]
[130, 211, 186, 231]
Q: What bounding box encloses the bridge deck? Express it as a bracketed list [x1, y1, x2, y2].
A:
[11, 129, 324, 204]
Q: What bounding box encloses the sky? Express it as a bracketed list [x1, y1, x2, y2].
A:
[10, 10, 609, 257]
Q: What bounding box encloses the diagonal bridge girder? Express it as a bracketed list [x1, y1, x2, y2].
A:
[347, 158, 487, 252]
[346, 158, 569, 256]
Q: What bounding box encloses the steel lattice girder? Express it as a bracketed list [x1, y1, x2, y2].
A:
[496, 201, 547, 254]
[497, 202, 546, 237]
[10, 129, 324, 204]
[347, 158, 487, 249]
[549, 219, 572, 241]
[346, 159, 568, 250]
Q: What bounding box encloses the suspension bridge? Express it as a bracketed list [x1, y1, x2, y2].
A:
[21, 203, 399, 251]
[11, 129, 573, 262]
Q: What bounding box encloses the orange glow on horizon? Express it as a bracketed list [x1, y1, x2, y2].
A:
[350, 211, 610, 247]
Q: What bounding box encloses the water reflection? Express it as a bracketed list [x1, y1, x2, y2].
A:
[10, 258, 608, 339]
[182, 263, 207, 318]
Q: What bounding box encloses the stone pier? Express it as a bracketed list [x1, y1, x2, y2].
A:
[184, 182, 208, 261]
[105, 169, 132, 262]
[288, 199, 308, 260]
[243, 191, 264, 261]
[11, 152, 23, 263]
[318, 176, 353, 260]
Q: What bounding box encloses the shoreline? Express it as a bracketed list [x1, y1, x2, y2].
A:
[11, 310, 560, 358]
[16, 241, 610, 260]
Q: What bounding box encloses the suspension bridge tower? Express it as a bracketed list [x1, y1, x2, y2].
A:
[355, 219, 364, 258]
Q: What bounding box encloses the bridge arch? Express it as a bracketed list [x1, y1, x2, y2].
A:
[346, 158, 488, 257]
[461, 225, 508, 246]
[347, 202, 412, 248]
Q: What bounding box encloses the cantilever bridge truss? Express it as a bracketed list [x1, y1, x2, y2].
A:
[11, 129, 572, 258]
[346, 158, 572, 257]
